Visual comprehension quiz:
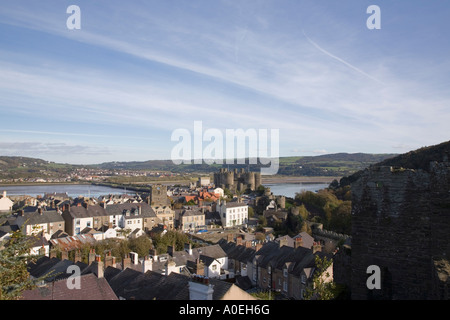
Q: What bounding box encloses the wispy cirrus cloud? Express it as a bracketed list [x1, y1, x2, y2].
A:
[0, 1, 449, 163]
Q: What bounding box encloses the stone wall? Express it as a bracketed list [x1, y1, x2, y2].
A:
[351, 162, 450, 300]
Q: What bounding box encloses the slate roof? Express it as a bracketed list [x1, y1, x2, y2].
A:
[222, 201, 247, 208]
[251, 241, 320, 278]
[104, 266, 238, 300]
[191, 244, 226, 260]
[105, 202, 157, 218]
[21, 273, 118, 300]
[27, 256, 88, 282]
[18, 210, 65, 225]
[28, 256, 62, 279]
[180, 208, 204, 217]
[218, 238, 256, 264]
[293, 232, 315, 249]
[63, 204, 107, 219]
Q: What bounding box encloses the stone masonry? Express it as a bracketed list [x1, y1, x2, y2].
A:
[351, 161, 450, 299]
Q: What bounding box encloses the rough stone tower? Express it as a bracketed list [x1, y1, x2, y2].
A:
[351, 161, 450, 300]
[150, 184, 169, 206]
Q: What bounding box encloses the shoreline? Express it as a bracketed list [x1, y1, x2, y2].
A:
[0, 176, 340, 188]
[261, 176, 340, 185]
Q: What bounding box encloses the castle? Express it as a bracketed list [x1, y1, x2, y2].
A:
[213, 168, 261, 192]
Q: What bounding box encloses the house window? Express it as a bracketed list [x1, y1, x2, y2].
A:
[212, 264, 217, 271]
[283, 268, 288, 277]
[301, 275, 307, 284]
[283, 281, 288, 292]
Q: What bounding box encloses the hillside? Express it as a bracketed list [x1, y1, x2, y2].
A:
[95, 153, 397, 177]
[0, 152, 399, 181]
[338, 140, 450, 187]
[0, 156, 77, 180]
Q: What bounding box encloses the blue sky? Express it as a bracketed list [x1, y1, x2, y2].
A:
[0, 1, 449, 164]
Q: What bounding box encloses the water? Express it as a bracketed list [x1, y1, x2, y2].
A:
[264, 183, 329, 198]
[0, 184, 132, 198]
[0, 182, 329, 199]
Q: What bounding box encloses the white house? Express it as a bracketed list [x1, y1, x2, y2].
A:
[0, 191, 13, 212]
[217, 200, 248, 228]
[191, 244, 229, 279]
[213, 187, 224, 198]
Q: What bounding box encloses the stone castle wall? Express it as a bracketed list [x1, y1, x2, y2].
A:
[351, 162, 450, 300]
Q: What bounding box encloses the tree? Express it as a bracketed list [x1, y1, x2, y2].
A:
[0, 230, 43, 300]
[151, 230, 191, 254]
[247, 206, 254, 218]
[304, 254, 337, 300]
[128, 235, 153, 258]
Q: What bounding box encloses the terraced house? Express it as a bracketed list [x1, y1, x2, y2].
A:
[15, 208, 65, 238]
[219, 234, 331, 300]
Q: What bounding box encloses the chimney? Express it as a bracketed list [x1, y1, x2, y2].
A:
[64, 203, 70, 212]
[313, 242, 322, 253]
[94, 255, 104, 278]
[189, 276, 214, 300]
[226, 233, 234, 243]
[138, 205, 142, 215]
[142, 256, 153, 273]
[236, 236, 243, 246]
[104, 251, 114, 268]
[184, 243, 193, 255]
[38, 207, 43, 215]
[88, 249, 96, 265]
[279, 237, 288, 248]
[122, 254, 131, 270]
[61, 249, 69, 260]
[245, 240, 252, 248]
[148, 249, 158, 261]
[294, 237, 303, 249]
[255, 243, 263, 252]
[74, 250, 82, 263]
[2, 190, 6, 198]
[165, 259, 177, 276]
[130, 252, 139, 265]
[194, 258, 205, 276]
[167, 245, 174, 257]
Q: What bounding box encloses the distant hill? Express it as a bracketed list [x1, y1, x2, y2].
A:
[338, 140, 450, 187]
[0, 152, 399, 180]
[95, 153, 397, 177]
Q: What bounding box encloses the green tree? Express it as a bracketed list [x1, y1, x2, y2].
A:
[0, 231, 44, 300]
[151, 230, 191, 254]
[247, 206, 254, 218]
[304, 255, 337, 300]
[128, 235, 153, 257]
